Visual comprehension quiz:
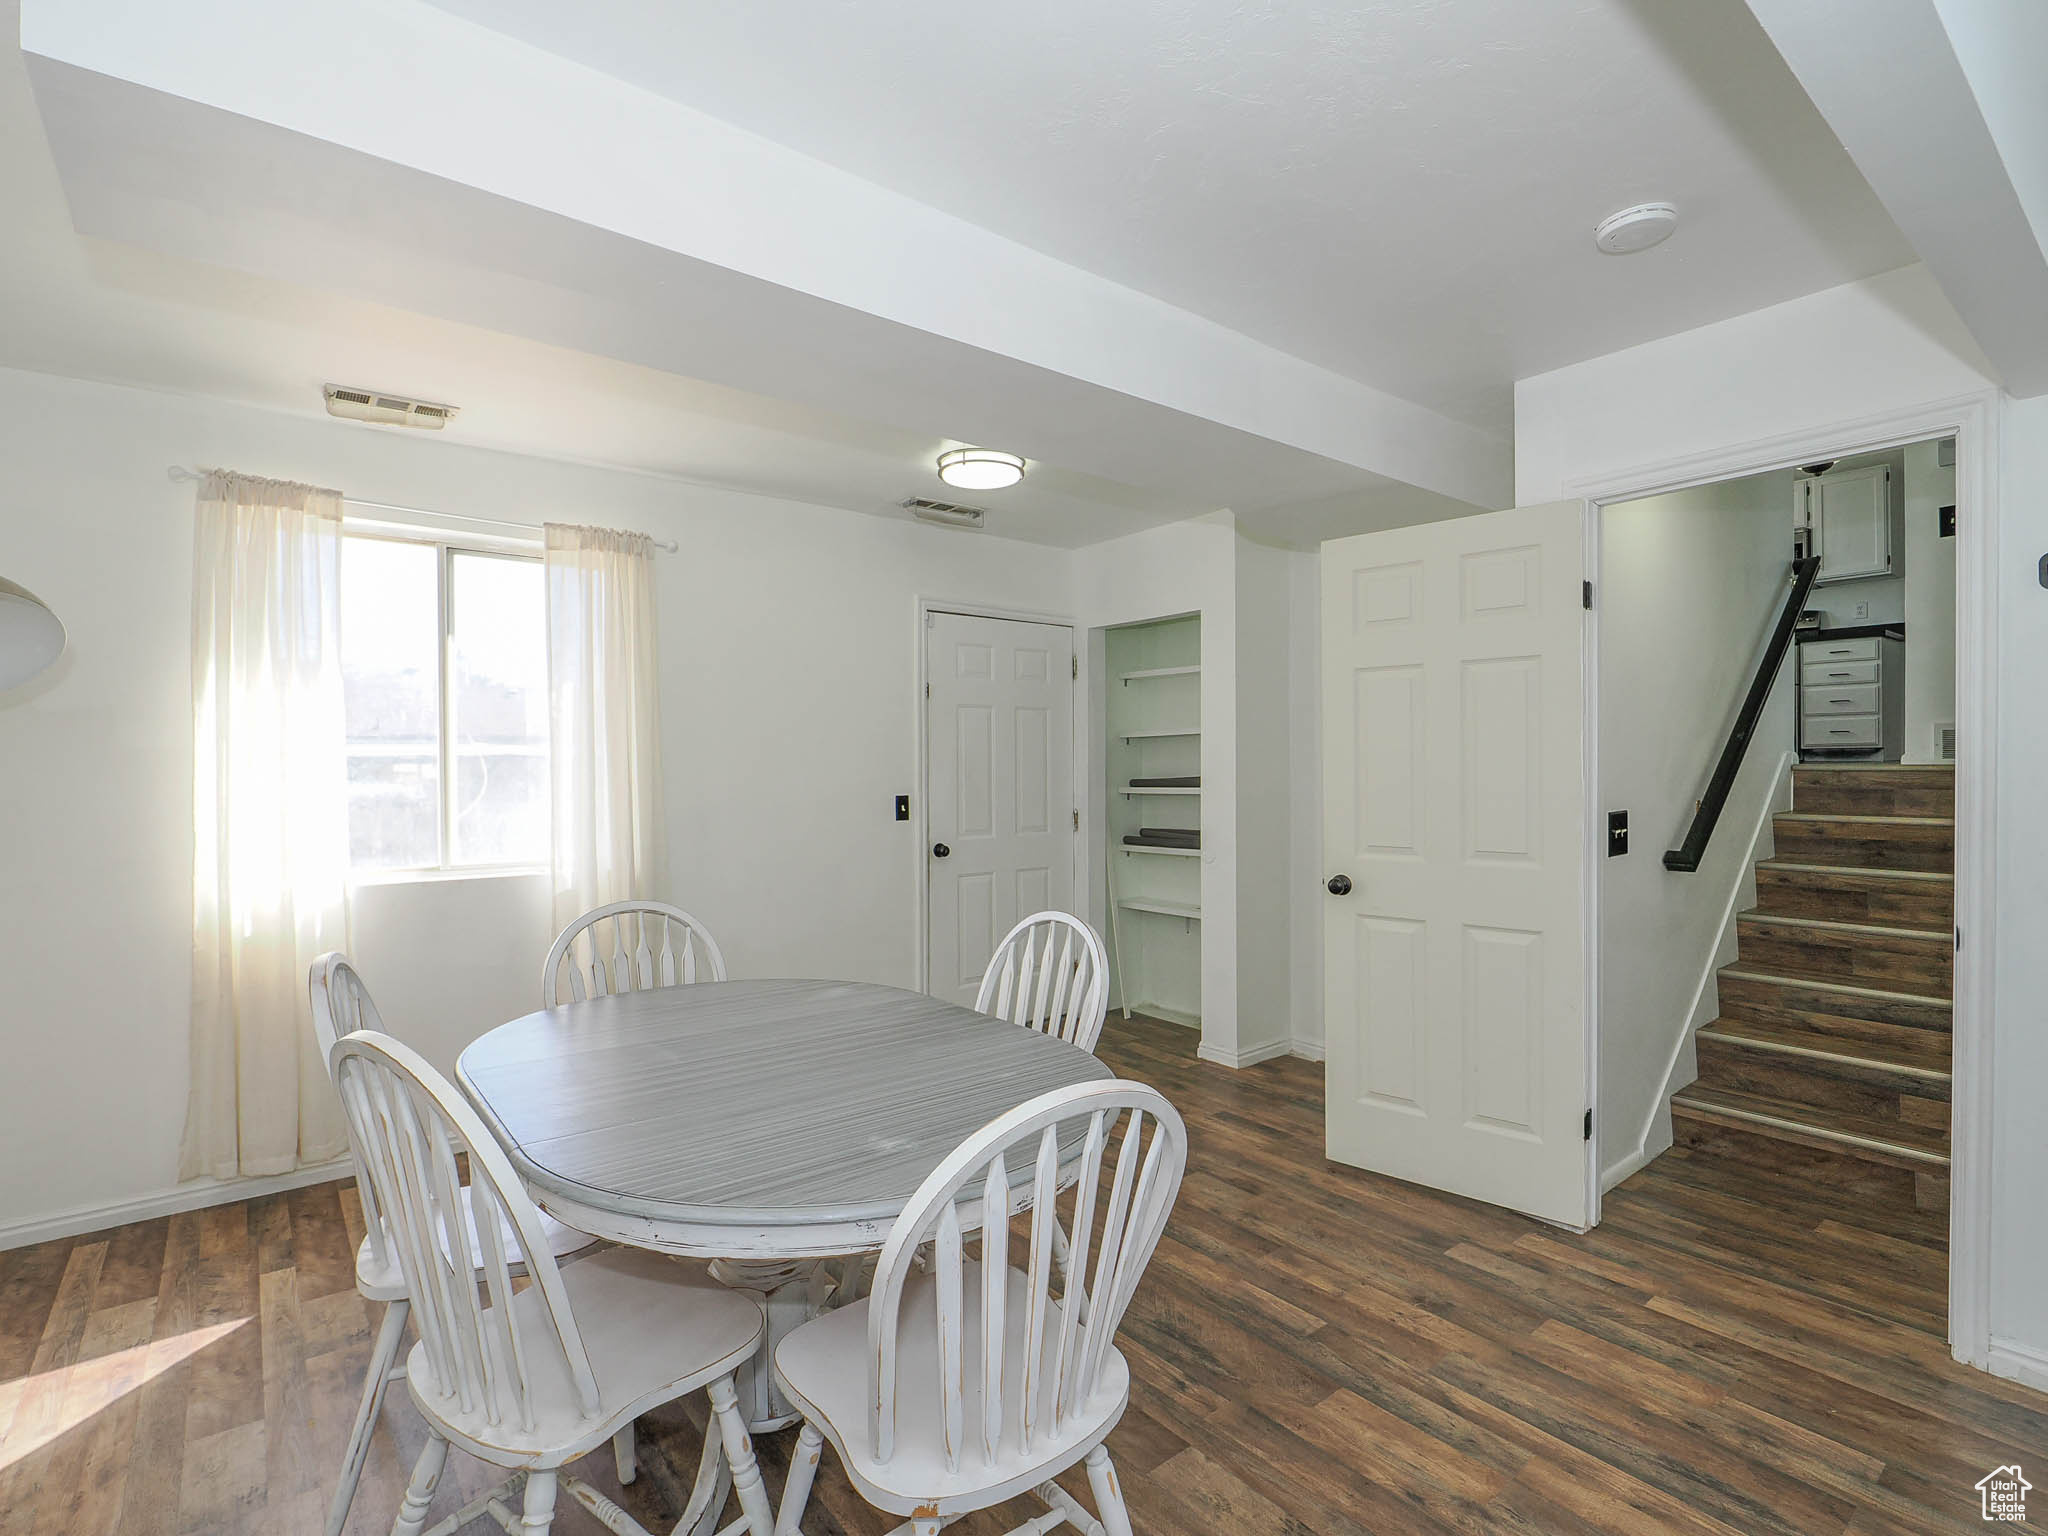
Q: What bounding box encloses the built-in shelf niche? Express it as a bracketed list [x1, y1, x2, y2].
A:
[1103, 613, 1201, 1025]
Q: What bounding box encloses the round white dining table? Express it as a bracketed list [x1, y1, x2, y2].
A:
[455, 977, 1114, 1442]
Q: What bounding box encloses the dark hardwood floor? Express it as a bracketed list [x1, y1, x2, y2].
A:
[3, 1013, 2043, 1534]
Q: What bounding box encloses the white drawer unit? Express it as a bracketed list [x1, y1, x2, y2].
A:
[1797, 631, 1903, 760]
[1805, 682, 1879, 716]
[1802, 636, 1880, 664]
[1805, 715, 1883, 749]
[1801, 657, 1879, 686]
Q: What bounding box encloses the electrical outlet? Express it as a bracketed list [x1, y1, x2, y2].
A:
[1852, 601, 1869, 620]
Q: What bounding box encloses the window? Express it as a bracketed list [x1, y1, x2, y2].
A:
[340, 533, 549, 872]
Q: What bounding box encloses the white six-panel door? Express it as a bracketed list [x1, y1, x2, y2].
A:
[1321, 502, 1591, 1228]
[926, 612, 1076, 1007]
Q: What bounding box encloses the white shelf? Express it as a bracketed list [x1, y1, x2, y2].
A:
[1118, 785, 1201, 796]
[1118, 898, 1201, 920]
[1119, 666, 1200, 683]
[1120, 843, 1201, 857]
[1119, 728, 1200, 740]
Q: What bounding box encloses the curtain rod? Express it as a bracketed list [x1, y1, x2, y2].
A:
[166, 466, 680, 553]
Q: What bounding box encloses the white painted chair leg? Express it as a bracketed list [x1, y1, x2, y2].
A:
[392, 1430, 449, 1536]
[327, 1296, 409, 1536]
[1084, 1446, 1134, 1536]
[613, 1422, 637, 1484]
[678, 1415, 732, 1536]
[707, 1375, 776, 1536]
[773, 1421, 823, 1536]
[519, 1468, 558, 1536]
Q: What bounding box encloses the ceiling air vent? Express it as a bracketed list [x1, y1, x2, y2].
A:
[901, 496, 986, 530]
[324, 383, 459, 430]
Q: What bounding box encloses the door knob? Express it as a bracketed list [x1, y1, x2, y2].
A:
[1326, 874, 1352, 895]
[933, 843, 951, 859]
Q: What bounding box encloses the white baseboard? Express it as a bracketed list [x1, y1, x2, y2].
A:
[1986, 1336, 2048, 1395]
[0, 1158, 354, 1252]
[1196, 1038, 1295, 1069]
[1601, 1147, 1652, 1193]
[1289, 1039, 1326, 1063]
[1121, 1000, 1200, 1031]
[1628, 749, 1795, 1178]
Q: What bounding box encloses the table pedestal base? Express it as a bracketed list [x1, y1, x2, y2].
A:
[707, 1257, 836, 1433]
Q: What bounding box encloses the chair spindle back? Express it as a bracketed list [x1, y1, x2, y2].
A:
[974, 912, 1110, 1053]
[865, 1080, 1184, 1471]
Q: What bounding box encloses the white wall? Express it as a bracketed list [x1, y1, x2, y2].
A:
[1232, 537, 1295, 1063]
[1987, 390, 2048, 1380]
[0, 365, 1071, 1241]
[1903, 439, 1959, 762]
[1515, 262, 2048, 1385]
[1514, 265, 1999, 506]
[1596, 475, 1797, 1185]
[1286, 551, 1324, 1058]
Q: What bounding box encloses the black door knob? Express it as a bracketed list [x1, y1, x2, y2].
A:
[1326, 874, 1352, 895]
[933, 843, 951, 858]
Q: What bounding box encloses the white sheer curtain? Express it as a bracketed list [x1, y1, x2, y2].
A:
[182, 471, 350, 1181]
[545, 523, 667, 932]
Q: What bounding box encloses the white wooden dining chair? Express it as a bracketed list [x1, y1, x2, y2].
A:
[827, 917, 1110, 1315]
[329, 1030, 780, 1536]
[975, 912, 1111, 1054]
[308, 953, 604, 1536]
[543, 899, 729, 1006]
[772, 1080, 1186, 1536]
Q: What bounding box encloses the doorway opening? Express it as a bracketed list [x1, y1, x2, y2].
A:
[1595, 433, 1959, 1332]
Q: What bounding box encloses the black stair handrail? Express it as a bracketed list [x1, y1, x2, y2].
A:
[1663, 555, 1822, 873]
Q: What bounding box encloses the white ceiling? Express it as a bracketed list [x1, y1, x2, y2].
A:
[7, 0, 1915, 548]
[0, 9, 1227, 547]
[420, 0, 1914, 427]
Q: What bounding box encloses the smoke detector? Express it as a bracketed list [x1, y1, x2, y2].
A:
[1594, 203, 1679, 255]
[901, 496, 986, 530]
[323, 384, 459, 429]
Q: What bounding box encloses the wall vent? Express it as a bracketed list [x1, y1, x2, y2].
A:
[1936, 723, 1957, 762]
[901, 496, 986, 530]
[324, 384, 459, 429]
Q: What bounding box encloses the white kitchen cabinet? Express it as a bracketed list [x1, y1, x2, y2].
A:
[1799, 632, 1905, 759]
[1796, 464, 1894, 584]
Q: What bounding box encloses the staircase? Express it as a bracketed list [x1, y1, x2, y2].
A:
[1671, 763, 1954, 1210]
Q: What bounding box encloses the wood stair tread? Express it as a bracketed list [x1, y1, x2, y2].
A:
[1775, 812, 1954, 826]
[1754, 859, 1952, 882]
[1671, 1085, 1950, 1167]
[1695, 1017, 1951, 1080]
[1717, 967, 1950, 1008]
[1736, 912, 1946, 942]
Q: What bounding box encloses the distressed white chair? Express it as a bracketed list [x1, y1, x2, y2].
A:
[773, 1080, 1186, 1536]
[825, 916, 1112, 1315]
[329, 1030, 780, 1536]
[543, 900, 729, 1005]
[308, 953, 605, 1536]
[975, 912, 1111, 1055]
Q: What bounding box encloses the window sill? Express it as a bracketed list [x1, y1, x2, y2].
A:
[347, 865, 549, 891]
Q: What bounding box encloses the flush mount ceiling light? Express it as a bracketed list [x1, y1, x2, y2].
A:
[936, 447, 1026, 491]
[0, 577, 65, 691]
[1594, 202, 1680, 255]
